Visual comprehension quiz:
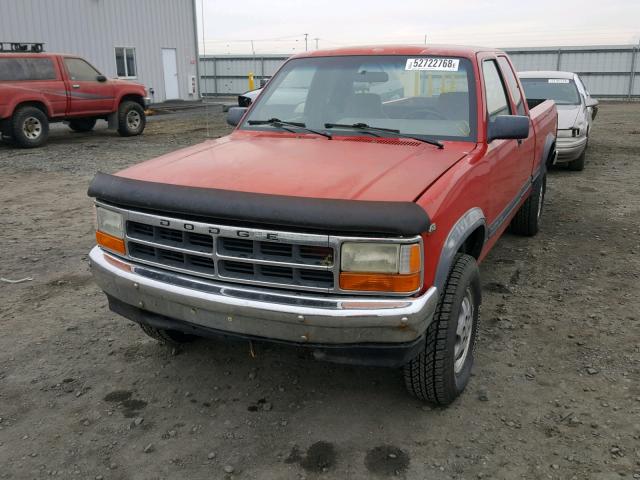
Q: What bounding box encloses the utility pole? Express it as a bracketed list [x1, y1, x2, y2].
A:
[424, 34, 427, 45]
[304, 33, 308, 51]
[314, 38, 319, 49]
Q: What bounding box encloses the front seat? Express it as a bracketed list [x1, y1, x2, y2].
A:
[343, 93, 386, 118]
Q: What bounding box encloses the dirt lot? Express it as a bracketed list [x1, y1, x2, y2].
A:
[1, 103, 639, 480]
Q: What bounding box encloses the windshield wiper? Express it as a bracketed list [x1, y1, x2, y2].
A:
[324, 122, 444, 149]
[248, 118, 332, 139]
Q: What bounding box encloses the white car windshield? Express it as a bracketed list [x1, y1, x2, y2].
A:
[520, 78, 581, 106]
[241, 55, 477, 142]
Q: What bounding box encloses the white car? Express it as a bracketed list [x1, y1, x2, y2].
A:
[519, 71, 598, 171]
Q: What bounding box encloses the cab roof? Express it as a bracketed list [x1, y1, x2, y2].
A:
[292, 44, 502, 60]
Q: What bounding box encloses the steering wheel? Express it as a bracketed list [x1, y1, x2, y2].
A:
[405, 108, 448, 120]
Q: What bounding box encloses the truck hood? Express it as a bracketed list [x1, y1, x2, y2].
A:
[557, 105, 581, 129]
[117, 132, 474, 202]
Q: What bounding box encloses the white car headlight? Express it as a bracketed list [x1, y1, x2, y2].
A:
[96, 207, 124, 238]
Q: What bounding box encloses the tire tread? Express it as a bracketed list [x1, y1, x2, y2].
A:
[403, 254, 477, 405]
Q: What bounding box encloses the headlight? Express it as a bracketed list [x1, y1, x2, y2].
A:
[96, 207, 124, 238]
[339, 242, 422, 293]
[95, 207, 126, 255]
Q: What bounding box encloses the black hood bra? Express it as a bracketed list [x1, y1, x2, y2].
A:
[88, 172, 430, 236]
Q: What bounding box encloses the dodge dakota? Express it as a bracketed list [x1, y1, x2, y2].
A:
[88, 45, 557, 405]
[0, 51, 148, 148]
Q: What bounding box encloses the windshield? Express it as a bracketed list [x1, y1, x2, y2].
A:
[520, 78, 581, 106]
[241, 55, 477, 141]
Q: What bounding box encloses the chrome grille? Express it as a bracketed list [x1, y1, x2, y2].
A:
[98, 203, 422, 295]
[121, 212, 337, 292]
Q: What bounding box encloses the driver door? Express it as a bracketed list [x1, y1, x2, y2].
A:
[481, 58, 531, 228]
[63, 57, 115, 116]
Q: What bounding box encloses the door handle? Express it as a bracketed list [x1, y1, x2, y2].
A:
[72, 84, 80, 88]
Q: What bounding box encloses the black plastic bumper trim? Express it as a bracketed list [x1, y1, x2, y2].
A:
[88, 172, 430, 236]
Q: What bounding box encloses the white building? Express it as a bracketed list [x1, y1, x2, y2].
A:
[0, 0, 200, 102]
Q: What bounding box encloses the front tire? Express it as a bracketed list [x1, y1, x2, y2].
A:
[11, 106, 49, 148]
[567, 148, 586, 171]
[139, 324, 198, 346]
[403, 254, 481, 406]
[510, 173, 546, 236]
[68, 118, 97, 132]
[117, 101, 146, 136]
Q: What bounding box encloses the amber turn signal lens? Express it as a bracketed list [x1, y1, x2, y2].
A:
[96, 231, 126, 255]
[339, 272, 421, 293]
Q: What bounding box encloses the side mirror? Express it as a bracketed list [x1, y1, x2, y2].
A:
[96, 75, 107, 82]
[259, 78, 268, 88]
[227, 107, 247, 127]
[585, 97, 598, 108]
[487, 115, 530, 142]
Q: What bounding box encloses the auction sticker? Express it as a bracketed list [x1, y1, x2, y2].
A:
[548, 79, 570, 83]
[405, 58, 459, 71]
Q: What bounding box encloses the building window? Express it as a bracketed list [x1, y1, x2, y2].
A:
[115, 47, 137, 78]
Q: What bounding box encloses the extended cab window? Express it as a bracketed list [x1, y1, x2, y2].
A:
[497, 57, 525, 115]
[243, 55, 477, 142]
[64, 58, 101, 82]
[482, 60, 511, 119]
[0, 58, 56, 81]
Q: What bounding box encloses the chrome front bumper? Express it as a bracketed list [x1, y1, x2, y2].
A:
[90, 246, 438, 345]
[556, 136, 587, 162]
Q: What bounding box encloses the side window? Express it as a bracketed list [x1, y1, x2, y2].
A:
[482, 60, 511, 120]
[0, 58, 56, 81]
[64, 58, 101, 82]
[115, 47, 137, 78]
[497, 56, 525, 115]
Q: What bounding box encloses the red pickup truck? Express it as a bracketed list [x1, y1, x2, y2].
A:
[0, 53, 149, 147]
[88, 45, 557, 405]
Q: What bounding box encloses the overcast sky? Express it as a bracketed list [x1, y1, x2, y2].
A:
[196, 0, 640, 54]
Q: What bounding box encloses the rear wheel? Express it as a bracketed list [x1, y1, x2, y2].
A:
[510, 173, 545, 236]
[11, 106, 49, 148]
[139, 324, 198, 346]
[68, 118, 97, 132]
[117, 101, 146, 136]
[403, 254, 481, 406]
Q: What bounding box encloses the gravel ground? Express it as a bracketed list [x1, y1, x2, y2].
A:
[0, 103, 639, 480]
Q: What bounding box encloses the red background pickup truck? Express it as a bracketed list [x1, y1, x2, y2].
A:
[88, 45, 558, 405]
[0, 53, 149, 147]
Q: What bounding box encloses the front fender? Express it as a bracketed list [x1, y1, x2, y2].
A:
[433, 207, 487, 292]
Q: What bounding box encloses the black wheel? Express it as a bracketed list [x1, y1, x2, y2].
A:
[68, 118, 97, 132]
[11, 106, 49, 148]
[117, 101, 146, 136]
[510, 173, 546, 236]
[567, 148, 586, 171]
[139, 324, 198, 345]
[404, 254, 481, 406]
